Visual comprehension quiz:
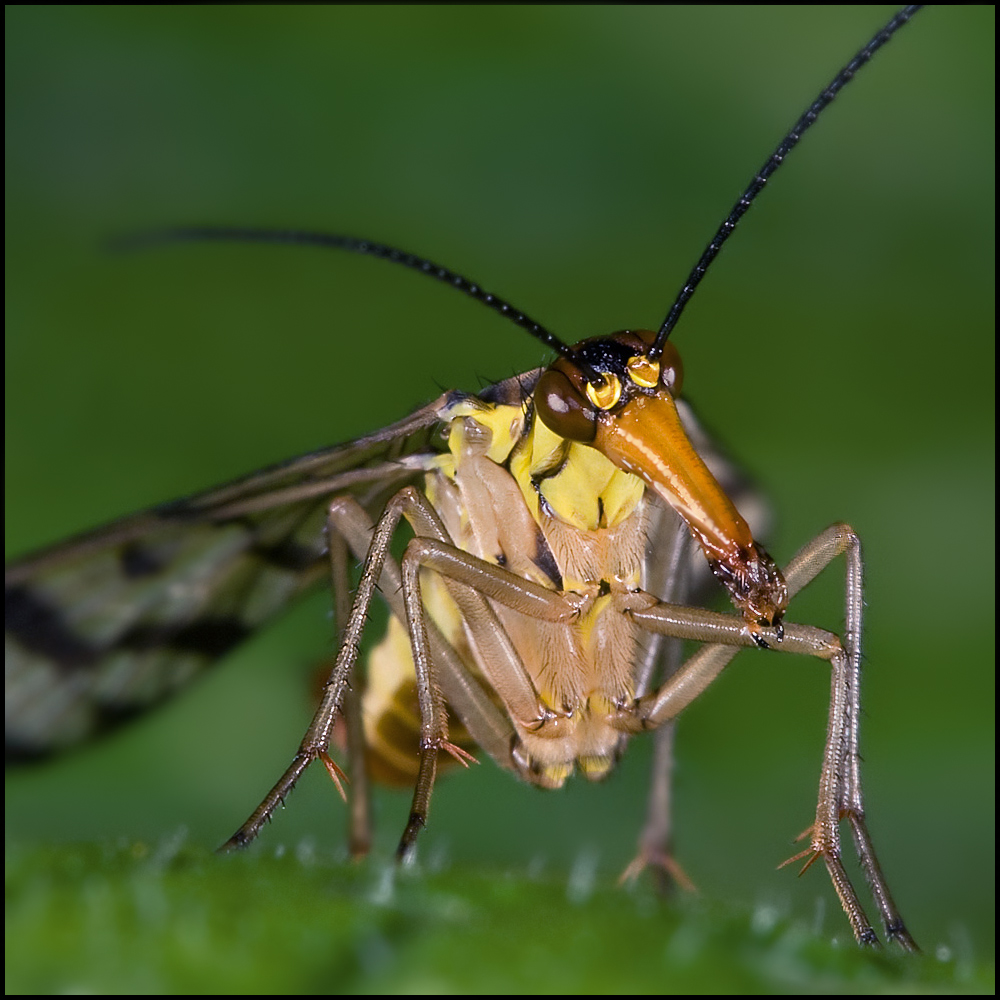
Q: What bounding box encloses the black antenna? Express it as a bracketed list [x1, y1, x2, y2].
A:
[649, 5, 923, 361]
[114, 227, 601, 381]
[120, 8, 921, 384]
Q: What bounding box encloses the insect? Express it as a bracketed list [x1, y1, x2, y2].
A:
[5, 5, 992, 944]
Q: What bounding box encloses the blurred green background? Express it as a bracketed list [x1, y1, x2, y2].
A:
[6, 4, 994, 988]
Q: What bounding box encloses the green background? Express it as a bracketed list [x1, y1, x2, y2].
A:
[6, 5, 994, 992]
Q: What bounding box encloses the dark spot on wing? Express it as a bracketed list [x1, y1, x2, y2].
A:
[6, 740, 54, 764]
[94, 698, 163, 733]
[122, 617, 252, 657]
[154, 497, 206, 521]
[255, 537, 323, 572]
[7, 688, 195, 764]
[5, 585, 101, 669]
[120, 542, 167, 578]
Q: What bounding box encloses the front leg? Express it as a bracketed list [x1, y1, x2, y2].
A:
[620, 524, 916, 950]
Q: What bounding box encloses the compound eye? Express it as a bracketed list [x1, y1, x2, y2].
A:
[535, 368, 598, 443]
[658, 342, 684, 395]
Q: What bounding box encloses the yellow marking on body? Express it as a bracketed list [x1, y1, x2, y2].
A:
[365, 389, 646, 787]
[509, 416, 645, 533]
[578, 755, 614, 779]
[537, 762, 573, 788]
[575, 592, 614, 650]
[364, 615, 423, 782]
[365, 622, 480, 786]
[429, 452, 457, 481]
[441, 397, 526, 468]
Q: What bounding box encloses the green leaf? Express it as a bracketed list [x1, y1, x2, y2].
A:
[6, 839, 993, 995]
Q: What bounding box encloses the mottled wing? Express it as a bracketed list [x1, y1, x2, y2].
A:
[5, 397, 449, 760]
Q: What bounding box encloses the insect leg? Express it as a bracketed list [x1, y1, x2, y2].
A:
[622, 525, 915, 949]
[328, 528, 372, 859]
[623, 514, 695, 892]
[334, 488, 552, 857]
[223, 488, 552, 856]
[782, 526, 917, 952]
[339, 485, 576, 854]
[618, 631, 696, 894]
[220, 490, 427, 851]
[328, 496, 517, 771]
[394, 539, 580, 729]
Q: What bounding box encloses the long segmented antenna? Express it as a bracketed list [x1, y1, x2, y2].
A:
[120, 7, 921, 382]
[115, 226, 601, 381]
[648, 4, 923, 361]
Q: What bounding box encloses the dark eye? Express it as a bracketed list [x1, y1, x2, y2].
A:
[535, 368, 597, 443]
[658, 342, 684, 395]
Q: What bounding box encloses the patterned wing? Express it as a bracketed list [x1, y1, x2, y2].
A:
[5, 396, 449, 759]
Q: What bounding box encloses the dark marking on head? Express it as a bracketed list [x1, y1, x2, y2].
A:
[572, 337, 640, 381]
